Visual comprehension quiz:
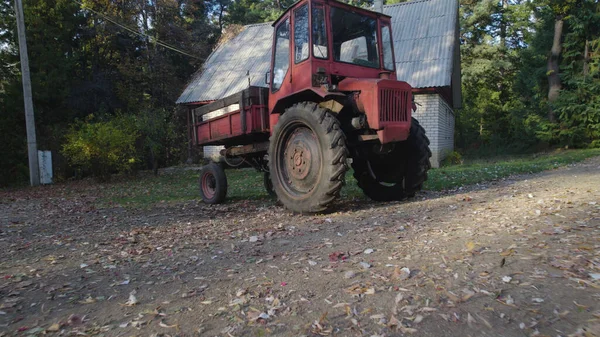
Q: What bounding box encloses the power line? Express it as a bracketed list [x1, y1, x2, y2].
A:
[72, 0, 202, 60]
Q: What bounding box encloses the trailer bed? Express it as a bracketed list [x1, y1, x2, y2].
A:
[191, 87, 269, 147]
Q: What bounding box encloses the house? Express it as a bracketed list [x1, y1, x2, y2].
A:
[177, 0, 461, 167]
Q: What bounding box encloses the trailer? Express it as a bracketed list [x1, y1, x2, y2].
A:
[191, 87, 274, 202]
[193, 0, 432, 213]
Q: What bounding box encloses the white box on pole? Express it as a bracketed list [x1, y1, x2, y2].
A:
[38, 150, 53, 185]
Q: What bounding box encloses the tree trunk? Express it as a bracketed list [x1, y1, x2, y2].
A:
[500, 0, 508, 49]
[583, 39, 590, 77]
[498, 0, 508, 94]
[218, 0, 225, 31]
[547, 17, 563, 122]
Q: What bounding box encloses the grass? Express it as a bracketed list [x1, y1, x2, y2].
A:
[98, 148, 600, 208]
[426, 148, 600, 191]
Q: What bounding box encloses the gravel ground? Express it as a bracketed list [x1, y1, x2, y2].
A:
[1, 156, 599, 337]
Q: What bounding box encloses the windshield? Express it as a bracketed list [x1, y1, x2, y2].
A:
[330, 7, 379, 69]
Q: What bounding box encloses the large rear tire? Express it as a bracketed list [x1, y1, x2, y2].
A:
[269, 102, 348, 213]
[352, 117, 431, 201]
[199, 163, 228, 204]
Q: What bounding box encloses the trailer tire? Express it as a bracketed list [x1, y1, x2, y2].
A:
[269, 102, 348, 213]
[199, 163, 227, 204]
[352, 117, 431, 201]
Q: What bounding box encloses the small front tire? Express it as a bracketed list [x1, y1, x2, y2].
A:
[199, 163, 228, 204]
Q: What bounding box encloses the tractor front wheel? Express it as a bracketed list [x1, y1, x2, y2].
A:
[269, 102, 348, 213]
[199, 163, 228, 204]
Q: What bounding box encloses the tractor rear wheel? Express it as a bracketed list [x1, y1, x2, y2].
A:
[199, 163, 228, 204]
[352, 117, 431, 201]
[269, 102, 348, 213]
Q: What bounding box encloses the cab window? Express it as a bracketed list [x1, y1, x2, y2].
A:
[382, 25, 394, 71]
[272, 18, 290, 92]
[312, 5, 328, 59]
[294, 5, 309, 63]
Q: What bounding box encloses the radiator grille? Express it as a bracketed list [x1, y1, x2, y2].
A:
[379, 89, 409, 122]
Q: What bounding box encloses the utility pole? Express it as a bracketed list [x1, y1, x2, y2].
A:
[14, 0, 40, 186]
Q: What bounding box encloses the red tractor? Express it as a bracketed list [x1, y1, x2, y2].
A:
[194, 0, 431, 213]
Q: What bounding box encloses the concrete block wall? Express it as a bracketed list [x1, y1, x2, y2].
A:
[413, 93, 455, 168]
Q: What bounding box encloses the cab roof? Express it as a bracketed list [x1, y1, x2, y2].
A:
[272, 0, 392, 27]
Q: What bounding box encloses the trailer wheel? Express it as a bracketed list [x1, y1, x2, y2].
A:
[199, 163, 227, 204]
[263, 172, 276, 197]
[352, 117, 431, 201]
[269, 102, 348, 213]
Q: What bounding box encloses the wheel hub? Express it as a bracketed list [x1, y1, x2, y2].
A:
[279, 127, 320, 194]
[201, 172, 216, 198]
[288, 145, 312, 180]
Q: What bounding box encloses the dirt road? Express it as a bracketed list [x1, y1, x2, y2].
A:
[1, 157, 599, 337]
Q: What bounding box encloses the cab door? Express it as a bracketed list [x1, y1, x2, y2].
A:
[269, 16, 292, 115]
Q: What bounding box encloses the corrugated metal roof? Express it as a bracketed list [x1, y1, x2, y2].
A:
[383, 0, 458, 88]
[177, 0, 459, 105]
[177, 22, 274, 104]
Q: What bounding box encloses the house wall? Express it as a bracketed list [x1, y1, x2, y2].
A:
[413, 93, 455, 168]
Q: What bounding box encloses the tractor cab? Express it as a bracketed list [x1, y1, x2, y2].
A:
[270, 0, 396, 91]
[268, 0, 413, 145]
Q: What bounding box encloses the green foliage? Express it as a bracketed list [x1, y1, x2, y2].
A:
[225, 0, 296, 24]
[441, 151, 464, 166]
[526, 0, 600, 147]
[62, 115, 139, 181]
[458, 0, 600, 152]
[135, 108, 180, 173]
[425, 148, 600, 191]
[2, 0, 600, 186]
[0, 0, 217, 184]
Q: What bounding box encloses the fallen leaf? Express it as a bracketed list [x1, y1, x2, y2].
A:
[159, 320, 178, 328]
[467, 313, 476, 327]
[46, 324, 60, 332]
[466, 241, 476, 251]
[79, 296, 96, 304]
[122, 291, 138, 306]
[388, 315, 401, 330]
[500, 249, 515, 257]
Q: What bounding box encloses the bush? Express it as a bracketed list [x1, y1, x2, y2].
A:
[441, 151, 463, 166]
[62, 115, 139, 181]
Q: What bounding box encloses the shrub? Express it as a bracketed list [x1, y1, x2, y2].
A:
[62, 115, 139, 181]
[441, 151, 463, 166]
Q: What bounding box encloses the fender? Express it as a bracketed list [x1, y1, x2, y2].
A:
[270, 88, 346, 114]
[269, 88, 346, 133]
